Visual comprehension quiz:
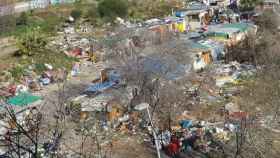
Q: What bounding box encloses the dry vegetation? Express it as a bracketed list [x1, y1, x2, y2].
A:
[224, 11, 280, 158]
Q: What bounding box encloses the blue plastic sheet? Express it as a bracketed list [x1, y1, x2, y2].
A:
[85, 81, 116, 93]
[40, 78, 51, 85]
[175, 11, 186, 18]
[85, 70, 121, 93]
[180, 120, 193, 129]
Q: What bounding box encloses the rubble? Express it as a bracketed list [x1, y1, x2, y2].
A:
[213, 61, 256, 87]
[142, 118, 235, 157]
[225, 102, 239, 113]
[0, 2, 268, 157]
[81, 93, 114, 112]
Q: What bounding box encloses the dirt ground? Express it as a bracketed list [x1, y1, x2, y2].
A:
[36, 61, 161, 158]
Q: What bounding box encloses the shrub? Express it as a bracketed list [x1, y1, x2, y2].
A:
[239, 0, 262, 11]
[16, 12, 28, 26]
[98, 0, 128, 20]
[9, 65, 25, 81]
[70, 9, 82, 20]
[15, 28, 47, 56]
[86, 4, 103, 25]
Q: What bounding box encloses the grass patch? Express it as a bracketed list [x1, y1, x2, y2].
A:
[8, 64, 25, 81]
[0, 7, 67, 38]
[6, 49, 77, 81]
[0, 16, 61, 38]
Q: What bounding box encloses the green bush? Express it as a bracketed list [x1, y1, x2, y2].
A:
[16, 12, 28, 26]
[71, 9, 82, 20]
[240, 0, 262, 11]
[85, 4, 102, 25]
[127, 0, 173, 21]
[98, 0, 128, 20]
[9, 65, 25, 81]
[15, 28, 47, 56]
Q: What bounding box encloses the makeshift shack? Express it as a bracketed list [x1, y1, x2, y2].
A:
[174, 2, 209, 30]
[70, 92, 127, 124]
[188, 39, 225, 71]
[204, 23, 257, 46]
[165, 16, 187, 33]
[184, 2, 208, 22]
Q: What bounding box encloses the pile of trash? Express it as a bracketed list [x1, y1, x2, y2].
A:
[67, 68, 128, 124]
[213, 61, 256, 87]
[146, 119, 238, 157]
[48, 22, 98, 62]
[0, 63, 68, 101]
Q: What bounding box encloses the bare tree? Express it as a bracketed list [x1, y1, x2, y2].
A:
[220, 10, 280, 158]
[0, 104, 43, 158]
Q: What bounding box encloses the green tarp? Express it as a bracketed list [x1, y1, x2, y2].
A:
[222, 23, 251, 32]
[204, 23, 255, 39]
[7, 92, 42, 107]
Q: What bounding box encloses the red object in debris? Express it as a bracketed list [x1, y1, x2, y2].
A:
[70, 48, 82, 57]
[166, 136, 180, 156]
[8, 85, 16, 96]
[201, 26, 208, 31]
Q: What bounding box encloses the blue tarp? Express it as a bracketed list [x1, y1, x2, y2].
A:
[175, 11, 186, 18]
[85, 81, 116, 93]
[85, 70, 121, 93]
[180, 120, 193, 129]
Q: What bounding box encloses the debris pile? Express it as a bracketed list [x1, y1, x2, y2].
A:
[212, 61, 256, 87]
[0, 0, 268, 157]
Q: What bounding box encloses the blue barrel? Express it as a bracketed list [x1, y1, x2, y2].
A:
[175, 11, 185, 18]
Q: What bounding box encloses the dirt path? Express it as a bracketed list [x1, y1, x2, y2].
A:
[0, 46, 18, 58]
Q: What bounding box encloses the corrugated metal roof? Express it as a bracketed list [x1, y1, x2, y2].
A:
[205, 23, 256, 38]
